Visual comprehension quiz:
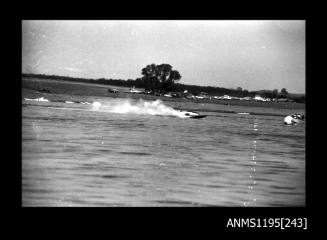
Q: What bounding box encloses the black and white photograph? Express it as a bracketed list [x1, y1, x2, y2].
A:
[22, 20, 305, 207]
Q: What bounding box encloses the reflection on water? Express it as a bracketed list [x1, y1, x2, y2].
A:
[22, 97, 305, 207]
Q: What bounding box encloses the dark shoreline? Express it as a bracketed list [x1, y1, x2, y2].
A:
[22, 77, 305, 111]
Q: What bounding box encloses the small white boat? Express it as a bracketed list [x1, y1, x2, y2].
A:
[129, 86, 143, 94]
[284, 113, 304, 125]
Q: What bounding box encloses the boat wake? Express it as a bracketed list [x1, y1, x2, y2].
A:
[23, 97, 205, 119]
[92, 99, 193, 118]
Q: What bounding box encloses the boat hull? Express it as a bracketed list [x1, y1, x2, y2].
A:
[189, 115, 207, 119]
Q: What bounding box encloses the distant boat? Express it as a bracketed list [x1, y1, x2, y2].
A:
[24, 97, 49, 102]
[108, 88, 119, 93]
[129, 86, 144, 94]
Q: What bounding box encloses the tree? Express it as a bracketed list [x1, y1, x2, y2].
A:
[141, 63, 181, 93]
[281, 88, 288, 95]
[280, 88, 288, 98]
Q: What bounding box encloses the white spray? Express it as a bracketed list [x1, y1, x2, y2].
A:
[92, 99, 187, 118]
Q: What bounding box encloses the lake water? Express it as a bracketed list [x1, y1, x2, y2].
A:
[22, 95, 305, 207]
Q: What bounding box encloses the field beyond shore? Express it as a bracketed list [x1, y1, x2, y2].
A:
[22, 77, 305, 114]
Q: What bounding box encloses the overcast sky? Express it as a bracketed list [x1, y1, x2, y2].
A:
[22, 20, 305, 93]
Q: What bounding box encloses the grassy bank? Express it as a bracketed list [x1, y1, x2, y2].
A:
[22, 77, 305, 111]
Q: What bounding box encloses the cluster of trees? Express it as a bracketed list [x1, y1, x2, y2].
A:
[256, 88, 288, 99]
[22, 64, 305, 103]
[137, 63, 181, 93]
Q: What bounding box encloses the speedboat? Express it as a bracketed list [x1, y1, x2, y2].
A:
[179, 110, 207, 119]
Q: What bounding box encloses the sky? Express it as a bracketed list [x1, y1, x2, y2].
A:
[22, 20, 305, 93]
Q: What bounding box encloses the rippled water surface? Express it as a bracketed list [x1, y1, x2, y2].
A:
[22, 96, 305, 206]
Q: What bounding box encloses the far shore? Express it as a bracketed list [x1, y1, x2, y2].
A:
[22, 77, 305, 111]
